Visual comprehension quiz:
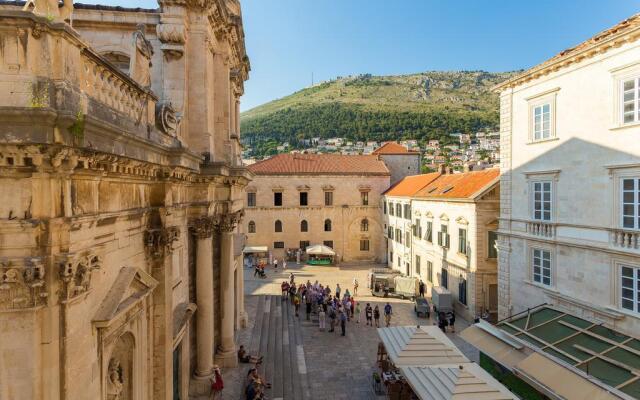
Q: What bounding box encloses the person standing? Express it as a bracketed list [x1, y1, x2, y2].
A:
[419, 280, 425, 297]
[335, 283, 341, 300]
[328, 306, 337, 332]
[448, 311, 456, 333]
[294, 294, 300, 317]
[355, 301, 362, 324]
[283, 259, 287, 270]
[273, 258, 278, 270]
[365, 303, 373, 326]
[353, 277, 359, 296]
[384, 302, 393, 327]
[305, 293, 312, 321]
[339, 310, 347, 336]
[318, 307, 326, 331]
[373, 305, 380, 328]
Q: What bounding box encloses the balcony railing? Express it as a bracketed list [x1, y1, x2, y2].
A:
[526, 221, 556, 238]
[610, 229, 640, 250]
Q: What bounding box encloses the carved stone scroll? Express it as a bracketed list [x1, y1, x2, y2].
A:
[58, 251, 103, 301]
[144, 227, 180, 258]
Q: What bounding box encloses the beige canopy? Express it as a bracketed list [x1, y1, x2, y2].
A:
[305, 244, 336, 256]
[377, 326, 468, 367]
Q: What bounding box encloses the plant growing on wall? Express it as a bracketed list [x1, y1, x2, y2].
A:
[68, 111, 86, 142]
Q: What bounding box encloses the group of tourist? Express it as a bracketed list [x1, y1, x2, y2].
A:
[280, 274, 394, 336]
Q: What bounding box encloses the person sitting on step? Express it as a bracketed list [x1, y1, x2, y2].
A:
[237, 345, 263, 364]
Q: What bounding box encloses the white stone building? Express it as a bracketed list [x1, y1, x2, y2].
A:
[496, 13, 640, 335]
[383, 169, 500, 321]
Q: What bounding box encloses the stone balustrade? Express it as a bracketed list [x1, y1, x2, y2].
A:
[526, 221, 556, 238]
[610, 229, 640, 250]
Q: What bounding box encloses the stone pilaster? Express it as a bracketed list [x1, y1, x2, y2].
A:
[213, 211, 243, 367]
[498, 89, 513, 320]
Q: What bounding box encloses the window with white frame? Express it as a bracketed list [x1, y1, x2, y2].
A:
[532, 248, 551, 286]
[532, 103, 551, 140]
[621, 77, 640, 124]
[622, 178, 640, 230]
[621, 265, 640, 313]
[532, 181, 552, 221]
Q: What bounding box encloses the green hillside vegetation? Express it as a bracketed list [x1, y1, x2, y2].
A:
[241, 70, 517, 157]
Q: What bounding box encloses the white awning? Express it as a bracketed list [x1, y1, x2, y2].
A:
[305, 244, 336, 256]
[377, 326, 468, 367]
[243, 246, 268, 253]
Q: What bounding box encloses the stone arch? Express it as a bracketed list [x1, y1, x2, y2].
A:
[274, 220, 282, 232]
[107, 332, 135, 400]
[324, 219, 332, 232]
[248, 220, 256, 233]
[300, 220, 308, 232]
[360, 218, 369, 232]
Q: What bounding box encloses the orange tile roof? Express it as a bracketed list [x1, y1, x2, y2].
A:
[383, 173, 441, 196]
[247, 153, 390, 176]
[415, 168, 500, 199]
[372, 142, 420, 155]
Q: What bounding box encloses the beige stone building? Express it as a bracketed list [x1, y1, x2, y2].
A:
[495, 13, 640, 336]
[244, 154, 390, 263]
[0, 1, 250, 400]
[372, 142, 421, 185]
[383, 169, 500, 321]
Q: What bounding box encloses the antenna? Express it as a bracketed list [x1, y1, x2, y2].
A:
[311, 72, 314, 86]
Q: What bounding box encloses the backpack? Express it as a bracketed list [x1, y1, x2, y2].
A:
[329, 309, 336, 319]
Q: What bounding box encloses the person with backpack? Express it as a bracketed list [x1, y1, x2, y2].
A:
[384, 302, 393, 327]
[365, 303, 373, 326]
[373, 305, 381, 327]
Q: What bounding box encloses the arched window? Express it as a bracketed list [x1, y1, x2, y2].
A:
[275, 220, 282, 232]
[301, 220, 308, 232]
[101, 52, 130, 75]
[360, 218, 369, 232]
[248, 221, 256, 233]
[324, 219, 332, 232]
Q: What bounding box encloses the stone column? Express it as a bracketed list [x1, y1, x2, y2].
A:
[191, 217, 215, 378]
[214, 212, 242, 367]
[236, 257, 247, 328]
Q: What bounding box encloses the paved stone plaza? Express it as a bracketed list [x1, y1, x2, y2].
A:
[219, 262, 479, 400]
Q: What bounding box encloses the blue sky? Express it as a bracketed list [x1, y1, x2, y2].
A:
[98, 1, 639, 111]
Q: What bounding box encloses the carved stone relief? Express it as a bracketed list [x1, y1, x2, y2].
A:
[155, 101, 181, 136]
[144, 227, 180, 258]
[0, 257, 46, 310]
[213, 210, 243, 233]
[58, 251, 103, 301]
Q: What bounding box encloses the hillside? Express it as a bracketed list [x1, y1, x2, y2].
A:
[240, 70, 517, 156]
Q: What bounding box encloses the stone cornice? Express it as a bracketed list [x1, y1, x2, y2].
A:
[495, 20, 640, 91]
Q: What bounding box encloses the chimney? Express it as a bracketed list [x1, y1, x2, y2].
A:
[446, 166, 453, 175]
[438, 164, 446, 174]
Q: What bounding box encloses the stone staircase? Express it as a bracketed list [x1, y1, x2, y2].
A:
[248, 295, 312, 400]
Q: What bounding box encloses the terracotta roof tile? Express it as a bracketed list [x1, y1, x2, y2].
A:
[247, 153, 390, 176]
[383, 173, 441, 196]
[372, 142, 420, 155]
[415, 168, 500, 199]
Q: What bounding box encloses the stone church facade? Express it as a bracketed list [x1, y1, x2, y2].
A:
[0, 1, 250, 400]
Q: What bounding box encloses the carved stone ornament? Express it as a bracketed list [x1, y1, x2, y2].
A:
[155, 101, 180, 136]
[0, 258, 46, 311]
[144, 227, 180, 258]
[190, 217, 214, 239]
[106, 358, 124, 400]
[213, 210, 244, 233]
[23, 0, 74, 23]
[58, 251, 102, 301]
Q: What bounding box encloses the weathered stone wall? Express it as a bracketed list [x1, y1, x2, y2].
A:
[379, 154, 421, 185]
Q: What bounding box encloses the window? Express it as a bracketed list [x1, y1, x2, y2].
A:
[324, 191, 333, 206]
[622, 178, 640, 229]
[533, 181, 552, 221]
[300, 240, 310, 250]
[427, 261, 433, 283]
[405, 231, 411, 248]
[324, 219, 332, 232]
[387, 226, 393, 240]
[533, 103, 551, 140]
[621, 265, 640, 313]
[532, 249, 551, 286]
[300, 220, 308, 232]
[437, 225, 450, 248]
[621, 78, 640, 124]
[458, 228, 467, 255]
[389, 202, 394, 216]
[397, 257, 401, 268]
[396, 228, 402, 244]
[404, 204, 411, 220]
[360, 239, 370, 251]
[441, 268, 448, 289]
[413, 219, 422, 238]
[361, 192, 369, 206]
[383, 201, 387, 214]
[299, 192, 308, 206]
[248, 221, 256, 233]
[459, 276, 467, 305]
[389, 251, 393, 264]
[396, 204, 402, 218]
[274, 241, 284, 249]
[274, 192, 282, 206]
[247, 192, 256, 207]
[361, 219, 369, 232]
[323, 240, 333, 249]
[426, 221, 433, 242]
[488, 231, 498, 258]
[274, 220, 283, 232]
[415, 255, 421, 275]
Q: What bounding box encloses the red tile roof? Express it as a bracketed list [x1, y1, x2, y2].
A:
[372, 142, 420, 155]
[247, 153, 390, 176]
[415, 168, 500, 199]
[383, 173, 441, 196]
